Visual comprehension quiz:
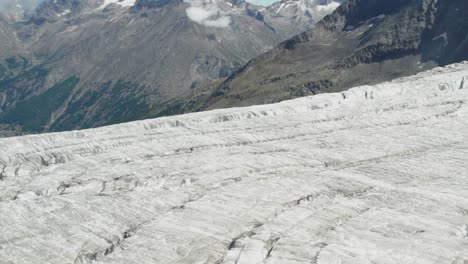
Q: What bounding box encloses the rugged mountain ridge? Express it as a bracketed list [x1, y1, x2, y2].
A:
[200, 0, 468, 109]
[0, 0, 340, 135]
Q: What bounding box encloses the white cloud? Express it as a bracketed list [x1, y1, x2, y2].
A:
[202, 15, 230, 28]
[186, 6, 217, 23]
[184, 0, 231, 28]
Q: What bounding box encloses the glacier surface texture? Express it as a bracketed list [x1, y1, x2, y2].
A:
[1, 63, 468, 264]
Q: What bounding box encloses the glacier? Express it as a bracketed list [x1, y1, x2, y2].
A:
[1, 62, 468, 264]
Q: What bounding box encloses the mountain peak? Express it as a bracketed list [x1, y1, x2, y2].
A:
[268, 0, 344, 15]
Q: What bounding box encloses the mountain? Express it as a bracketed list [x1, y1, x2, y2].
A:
[1, 62, 468, 263]
[0, 0, 341, 135]
[262, 0, 345, 36]
[0, 14, 31, 82]
[0, 15, 18, 60]
[200, 0, 468, 109]
[0, 0, 37, 22]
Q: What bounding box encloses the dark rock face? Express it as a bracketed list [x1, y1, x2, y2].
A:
[421, 0, 468, 64]
[133, 0, 178, 10]
[197, 0, 468, 111]
[338, 0, 410, 28]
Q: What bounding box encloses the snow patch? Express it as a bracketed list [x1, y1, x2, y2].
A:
[316, 1, 340, 13]
[56, 8, 70, 17]
[99, 0, 136, 9]
[433, 32, 449, 48]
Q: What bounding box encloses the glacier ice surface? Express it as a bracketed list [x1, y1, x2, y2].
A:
[1, 63, 468, 263]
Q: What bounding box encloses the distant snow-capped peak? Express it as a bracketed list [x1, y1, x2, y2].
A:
[99, 0, 136, 9]
[268, 0, 343, 17]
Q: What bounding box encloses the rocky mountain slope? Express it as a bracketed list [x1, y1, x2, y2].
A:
[1, 62, 467, 263]
[0, 13, 24, 59]
[201, 0, 468, 109]
[0, 0, 340, 135]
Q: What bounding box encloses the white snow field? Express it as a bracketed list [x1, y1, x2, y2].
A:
[1, 63, 468, 264]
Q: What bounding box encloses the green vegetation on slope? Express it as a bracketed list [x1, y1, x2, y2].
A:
[50, 81, 113, 131]
[0, 76, 79, 131]
[0, 66, 48, 93]
[102, 80, 149, 125]
[0, 56, 30, 80]
[51, 80, 149, 131]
